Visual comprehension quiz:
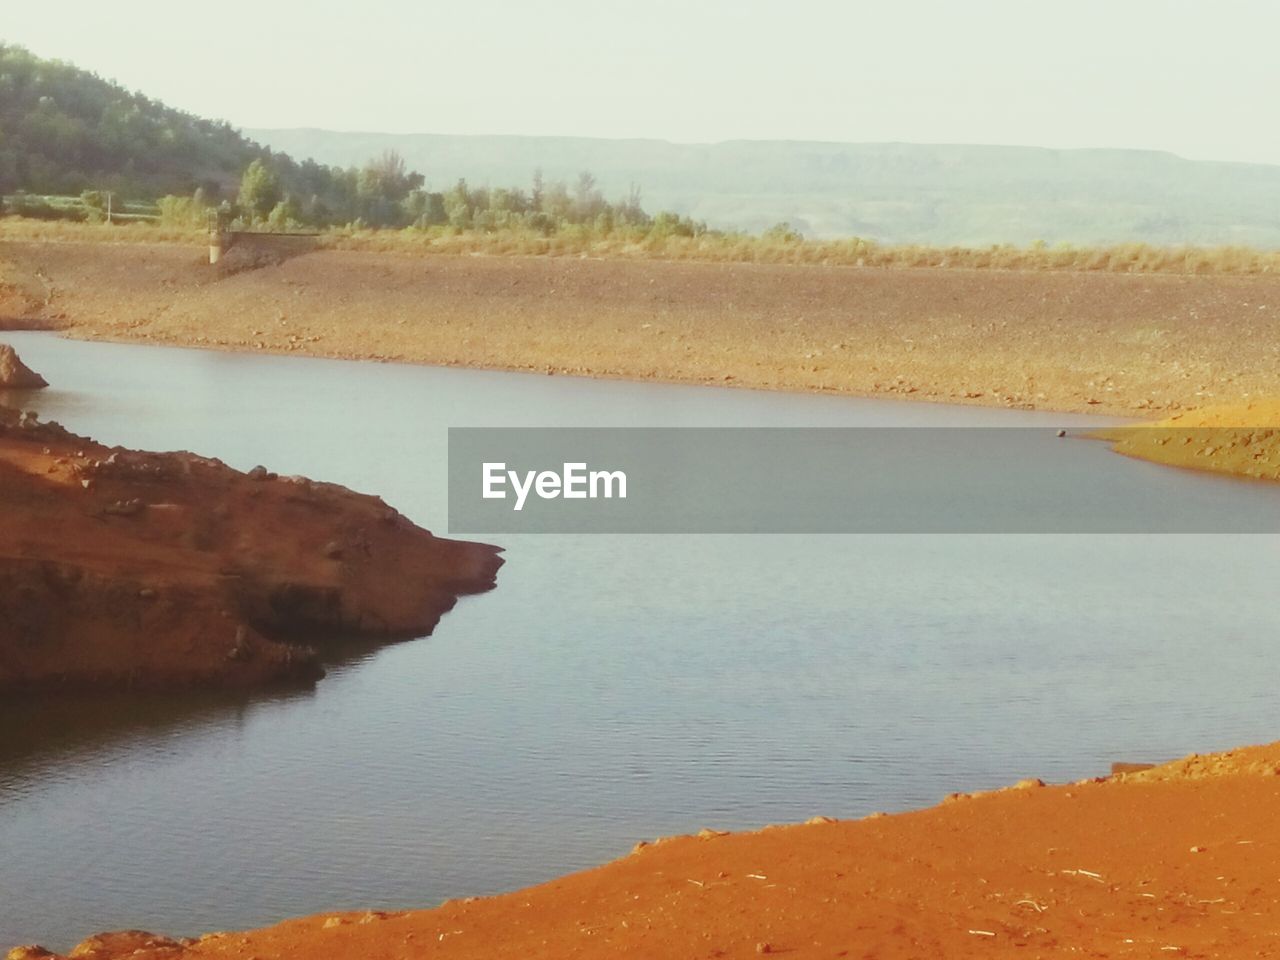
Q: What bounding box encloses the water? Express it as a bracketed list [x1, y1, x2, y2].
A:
[1, 332, 1277, 950]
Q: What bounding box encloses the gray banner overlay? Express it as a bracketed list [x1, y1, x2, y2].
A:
[448, 428, 1280, 533]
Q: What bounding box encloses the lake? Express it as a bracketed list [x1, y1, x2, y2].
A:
[1, 331, 1277, 950]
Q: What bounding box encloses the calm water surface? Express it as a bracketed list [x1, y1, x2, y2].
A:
[1, 332, 1278, 949]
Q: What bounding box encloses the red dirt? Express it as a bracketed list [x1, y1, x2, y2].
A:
[0, 406, 502, 692]
[0, 342, 47, 388]
[15, 741, 1280, 959]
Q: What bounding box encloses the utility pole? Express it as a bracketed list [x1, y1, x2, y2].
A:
[105, 191, 113, 224]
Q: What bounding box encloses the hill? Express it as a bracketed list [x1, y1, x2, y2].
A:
[4, 40, 1278, 246]
[0, 44, 388, 225]
[248, 129, 1280, 246]
[0, 42, 267, 199]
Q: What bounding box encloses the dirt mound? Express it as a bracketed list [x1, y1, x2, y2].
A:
[0, 343, 47, 388]
[0, 408, 502, 692]
[1095, 400, 1280, 481]
[1121, 741, 1280, 781]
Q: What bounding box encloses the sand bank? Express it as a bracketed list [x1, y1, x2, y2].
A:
[3, 238, 1280, 418]
[1096, 400, 1280, 481]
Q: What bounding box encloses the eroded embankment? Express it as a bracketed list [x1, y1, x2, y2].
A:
[0, 406, 502, 692]
[12, 741, 1280, 959]
[4, 238, 1280, 417]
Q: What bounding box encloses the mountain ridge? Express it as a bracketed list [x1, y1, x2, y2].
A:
[247, 127, 1280, 246]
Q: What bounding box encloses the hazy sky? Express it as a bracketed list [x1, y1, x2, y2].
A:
[5, 0, 1279, 164]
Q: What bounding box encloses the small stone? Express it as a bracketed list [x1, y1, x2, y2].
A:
[323, 541, 344, 560]
[68, 931, 179, 957]
[138, 587, 156, 599]
[247, 465, 269, 480]
[1190, 845, 1206, 853]
[805, 815, 837, 824]
[756, 942, 773, 954]
[1111, 761, 1155, 775]
[1056, 429, 1067, 438]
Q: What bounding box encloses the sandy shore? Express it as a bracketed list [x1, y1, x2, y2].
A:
[1096, 400, 1280, 482]
[4, 238, 1280, 418]
[13, 741, 1280, 959]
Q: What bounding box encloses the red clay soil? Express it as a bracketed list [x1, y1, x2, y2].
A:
[14, 742, 1280, 959]
[0, 406, 502, 692]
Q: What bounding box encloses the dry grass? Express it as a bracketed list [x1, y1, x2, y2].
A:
[4, 216, 1279, 276]
[321, 225, 1280, 275]
[0, 217, 204, 245]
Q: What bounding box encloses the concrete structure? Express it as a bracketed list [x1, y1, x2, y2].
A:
[209, 229, 320, 265]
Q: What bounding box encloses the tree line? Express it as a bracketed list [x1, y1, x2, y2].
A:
[187, 156, 687, 235]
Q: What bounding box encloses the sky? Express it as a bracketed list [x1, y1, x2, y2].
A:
[4, 0, 1279, 165]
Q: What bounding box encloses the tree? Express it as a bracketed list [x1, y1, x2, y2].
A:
[573, 171, 602, 221]
[443, 179, 473, 229]
[80, 189, 107, 223]
[237, 159, 280, 221]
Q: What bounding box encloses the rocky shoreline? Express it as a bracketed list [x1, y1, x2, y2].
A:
[0, 406, 502, 693]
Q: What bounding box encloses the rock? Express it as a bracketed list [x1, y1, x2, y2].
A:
[805, 815, 837, 824]
[0, 344, 48, 389]
[1111, 761, 1156, 775]
[68, 930, 180, 957]
[323, 540, 344, 560]
[1056, 429, 1067, 438]
[6, 946, 59, 960]
[247, 465, 269, 481]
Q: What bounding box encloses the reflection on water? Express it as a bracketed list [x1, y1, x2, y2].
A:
[1, 332, 1278, 950]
